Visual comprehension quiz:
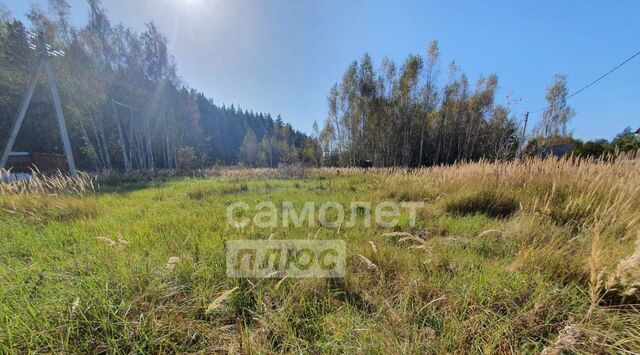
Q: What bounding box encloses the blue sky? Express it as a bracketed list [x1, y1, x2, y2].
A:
[3, 0, 639, 140]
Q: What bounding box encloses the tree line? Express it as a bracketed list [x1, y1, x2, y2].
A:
[0, 0, 320, 172]
[319, 42, 521, 167]
[319, 42, 639, 167]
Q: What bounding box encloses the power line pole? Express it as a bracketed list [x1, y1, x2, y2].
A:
[516, 111, 529, 160]
[45, 58, 77, 178]
[0, 32, 77, 179]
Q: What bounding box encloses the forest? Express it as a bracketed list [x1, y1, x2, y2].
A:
[0, 0, 321, 172]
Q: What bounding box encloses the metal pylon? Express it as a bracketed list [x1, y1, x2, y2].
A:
[0, 33, 77, 179]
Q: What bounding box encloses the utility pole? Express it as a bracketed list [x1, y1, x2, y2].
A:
[516, 111, 529, 160]
[0, 32, 77, 179]
[270, 137, 274, 168]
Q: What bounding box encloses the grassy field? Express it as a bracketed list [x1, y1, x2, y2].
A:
[1, 159, 639, 354]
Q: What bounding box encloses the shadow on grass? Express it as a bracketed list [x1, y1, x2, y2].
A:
[96, 177, 171, 195]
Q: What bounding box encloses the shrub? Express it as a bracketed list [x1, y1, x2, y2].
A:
[176, 146, 198, 171]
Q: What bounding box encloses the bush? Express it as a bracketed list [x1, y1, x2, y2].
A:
[176, 146, 198, 171]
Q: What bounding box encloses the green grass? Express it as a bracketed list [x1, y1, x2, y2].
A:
[0, 169, 638, 353]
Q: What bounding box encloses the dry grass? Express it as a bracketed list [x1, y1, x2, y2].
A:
[0, 169, 95, 195]
[0, 169, 98, 222]
[372, 156, 640, 353]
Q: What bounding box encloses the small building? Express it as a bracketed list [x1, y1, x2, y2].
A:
[539, 144, 573, 159]
[358, 159, 373, 169]
[5, 152, 69, 173]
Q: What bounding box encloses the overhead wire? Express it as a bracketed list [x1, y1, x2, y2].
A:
[527, 49, 640, 114]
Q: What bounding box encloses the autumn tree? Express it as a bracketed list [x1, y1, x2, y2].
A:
[321, 45, 519, 167]
[536, 74, 575, 139]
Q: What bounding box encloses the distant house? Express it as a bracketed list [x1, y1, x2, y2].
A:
[539, 144, 573, 159]
[358, 159, 373, 169]
[630, 129, 640, 161]
[5, 152, 69, 173]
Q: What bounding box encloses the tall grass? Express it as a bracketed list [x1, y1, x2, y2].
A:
[1, 169, 98, 223]
[376, 156, 640, 352]
[0, 169, 95, 195]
